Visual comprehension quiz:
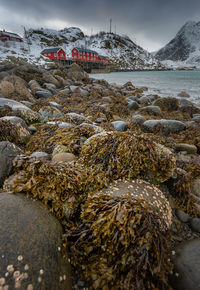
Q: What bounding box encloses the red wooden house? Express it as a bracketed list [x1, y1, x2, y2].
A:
[98, 55, 111, 65]
[72, 47, 98, 62]
[0, 30, 23, 42]
[41, 47, 66, 60]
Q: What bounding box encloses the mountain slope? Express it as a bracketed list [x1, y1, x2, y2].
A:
[155, 21, 200, 66]
[0, 27, 163, 70]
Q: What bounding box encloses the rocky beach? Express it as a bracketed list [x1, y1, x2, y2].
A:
[0, 62, 200, 289]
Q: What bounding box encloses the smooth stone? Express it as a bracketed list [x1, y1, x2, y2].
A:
[132, 114, 146, 125]
[0, 141, 21, 187]
[127, 100, 140, 110]
[52, 152, 76, 163]
[28, 125, 37, 133]
[190, 218, 200, 232]
[52, 145, 69, 157]
[176, 209, 191, 223]
[142, 119, 186, 134]
[0, 192, 71, 290]
[111, 121, 128, 132]
[79, 123, 104, 134]
[170, 239, 200, 290]
[126, 95, 139, 102]
[49, 101, 62, 109]
[175, 143, 197, 154]
[47, 121, 73, 129]
[139, 105, 163, 117]
[0, 98, 40, 123]
[138, 96, 151, 105]
[35, 90, 52, 98]
[30, 151, 50, 161]
[191, 178, 200, 197]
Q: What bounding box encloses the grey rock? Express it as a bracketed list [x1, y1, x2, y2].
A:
[35, 90, 52, 98]
[190, 218, 200, 232]
[127, 100, 140, 110]
[176, 209, 191, 223]
[132, 114, 146, 125]
[0, 192, 71, 290]
[170, 239, 200, 290]
[49, 101, 62, 109]
[28, 125, 37, 133]
[0, 141, 21, 187]
[139, 105, 163, 117]
[112, 121, 128, 132]
[47, 121, 73, 129]
[30, 151, 50, 161]
[138, 96, 151, 105]
[175, 143, 197, 154]
[1, 116, 28, 129]
[142, 119, 186, 134]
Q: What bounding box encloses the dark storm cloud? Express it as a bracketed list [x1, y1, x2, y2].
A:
[1, 0, 200, 50]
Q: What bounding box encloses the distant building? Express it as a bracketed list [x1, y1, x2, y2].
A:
[0, 30, 23, 42]
[41, 47, 66, 60]
[72, 47, 98, 62]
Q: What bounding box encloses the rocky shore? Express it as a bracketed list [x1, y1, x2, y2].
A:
[0, 61, 200, 289]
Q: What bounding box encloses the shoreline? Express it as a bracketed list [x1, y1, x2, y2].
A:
[0, 62, 200, 289]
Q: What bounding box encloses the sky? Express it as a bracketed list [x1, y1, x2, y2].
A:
[0, 0, 200, 52]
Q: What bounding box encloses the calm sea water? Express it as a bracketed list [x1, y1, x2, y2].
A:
[90, 71, 200, 104]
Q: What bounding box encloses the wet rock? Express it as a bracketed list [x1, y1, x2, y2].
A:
[52, 145, 69, 157]
[138, 96, 151, 105]
[42, 72, 60, 87]
[132, 114, 146, 125]
[170, 239, 200, 290]
[49, 101, 62, 109]
[0, 192, 71, 290]
[65, 113, 91, 125]
[1, 76, 35, 102]
[28, 125, 37, 133]
[142, 119, 186, 134]
[111, 120, 128, 131]
[127, 100, 140, 110]
[179, 104, 200, 116]
[139, 105, 163, 117]
[190, 218, 200, 232]
[176, 209, 191, 223]
[0, 98, 40, 124]
[47, 121, 73, 129]
[30, 151, 50, 161]
[191, 178, 200, 198]
[44, 83, 57, 94]
[175, 143, 197, 154]
[79, 123, 104, 134]
[177, 91, 191, 98]
[52, 152, 76, 163]
[28, 80, 43, 94]
[39, 106, 63, 120]
[125, 95, 139, 102]
[153, 97, 180, 112]
[35, 90, 52, 98]
[0, 141, 21, 187]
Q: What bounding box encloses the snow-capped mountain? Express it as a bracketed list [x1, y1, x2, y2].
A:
[155, 21, 200, 68]
[0, 27, 163, 70]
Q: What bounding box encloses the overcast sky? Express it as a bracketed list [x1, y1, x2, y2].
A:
[0, 0, 200, 51]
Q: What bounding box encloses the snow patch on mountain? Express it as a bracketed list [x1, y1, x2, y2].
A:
[155, 21, 200, 68]
[0, 27, 163, 70]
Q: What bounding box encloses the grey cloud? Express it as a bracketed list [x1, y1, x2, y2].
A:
[1, 0, 200, 51]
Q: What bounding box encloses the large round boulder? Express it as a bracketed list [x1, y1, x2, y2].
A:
[170, 239, 200, 290]
[0, 192, 71, 290]
[0, 141, 21, 187]
[142, 119, 186, 135]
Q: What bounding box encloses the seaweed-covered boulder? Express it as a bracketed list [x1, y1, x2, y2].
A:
[139, 105, 163, 117]
[1, 75, 35, 102]
[153, 97, 180, 112]
[0, 192, 71, 290]
[67, 179, 172, 289]
[80, 131, 176, 183]
[0, 98, 40, 124]
[0, 141, 21, 187]
[170, 239, 200, 290]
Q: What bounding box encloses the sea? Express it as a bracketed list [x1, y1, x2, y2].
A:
[90, 70, 200, 104]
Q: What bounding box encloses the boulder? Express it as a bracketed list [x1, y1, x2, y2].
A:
[132, 114, 146, 125]
[175, 143, 197, 154]
[138, 96, 151, 105]
[190, 218, 200, 233]
[111, 120, 128, 131]
[0, 141, 21, 187]
[0, 98, 40, 124]
[139, 105, 163, 117]
[39, 106, 63, 120]
[0, 192, 71, 290]
[142, 119, 186, 134]
[30, 151, 50, 161]
[52, 152, 76, 163]
[35, 90, 52, 98]
[153, 97, 180, 112]
[127, 100, 140, 110]
[170, 239, 200, 290]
